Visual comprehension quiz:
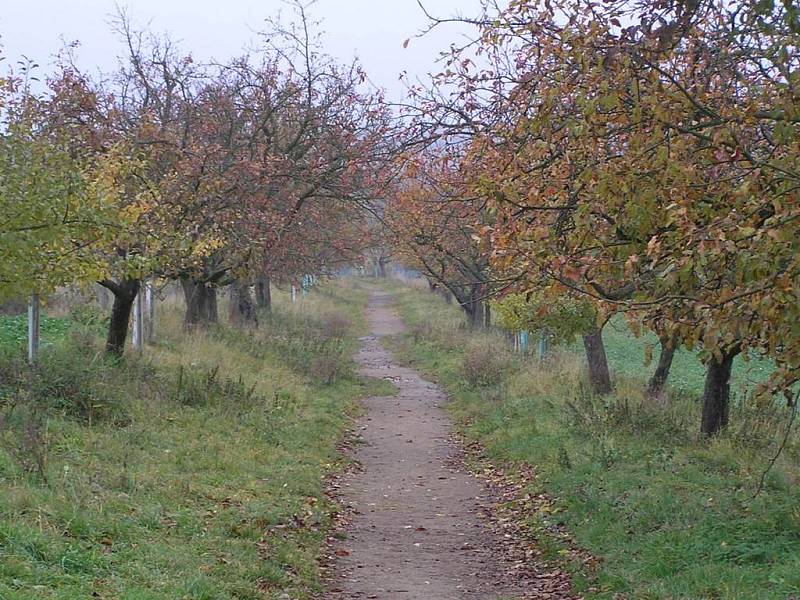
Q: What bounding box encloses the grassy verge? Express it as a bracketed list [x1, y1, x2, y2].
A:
[0, 280, 379, 600]
[383, 280, 800, 600]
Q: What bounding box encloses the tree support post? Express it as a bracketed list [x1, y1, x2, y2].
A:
[519, 330, 529, 352]
[131, 287, 144, 353]
[144, 282, 155, 344]
[27, 293, 39, 365]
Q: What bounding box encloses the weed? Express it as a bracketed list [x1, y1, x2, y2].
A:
[172, 363, 263, 409]
[0, 391, 48, 480]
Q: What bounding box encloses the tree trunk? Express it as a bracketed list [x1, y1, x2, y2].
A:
[701, 346, 740, 436]
[102, 278, 140, 357]
[583, 327, 612, 395]
[255, 275, 272, 311]
[646, 335, 677, 400]
[463, 299, 483, 327]
[484, 302, 491, 328]
[207, 286, 218, 322]
[181, 277, 219, 327]
[228, 282, 258, 327]
[378, 256, 388, 278]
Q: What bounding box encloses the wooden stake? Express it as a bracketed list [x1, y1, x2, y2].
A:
[144, 283, 155, 344]
[131, 288, 144, 352]
[27, 293, 39, 365]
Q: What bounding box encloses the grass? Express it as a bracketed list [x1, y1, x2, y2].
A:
[596, 316, 773, 398]
[0, 280, 380, 599]
[383, 280, 800, 600]
[0, 314, 73, 349]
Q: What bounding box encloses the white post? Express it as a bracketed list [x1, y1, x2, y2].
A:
[27, 293, 40, 365]
[144, 283, 155, 344]
[131, 288, 144, 353]
[291, 285, 297, 304]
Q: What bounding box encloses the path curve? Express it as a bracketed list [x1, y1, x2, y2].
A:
[326, 291, 527, 600]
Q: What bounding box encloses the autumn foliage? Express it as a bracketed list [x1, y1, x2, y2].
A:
[1, 7, 392, 352]
[386, 0, 800, 434]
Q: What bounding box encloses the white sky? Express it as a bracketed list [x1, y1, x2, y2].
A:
[0, 0, 484, 100]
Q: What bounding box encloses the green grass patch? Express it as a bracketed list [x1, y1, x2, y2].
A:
[0, 314, 73, 349]
[596, 317, 773, 398]
[384, 280, 800, 600]
[0, 280, 374, 599]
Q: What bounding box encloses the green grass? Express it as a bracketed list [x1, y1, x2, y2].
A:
[384, 280, 800, 600]
[0, 280, 378, 599]
[596, 317, 773, 398]
[0, 314, 73, 349]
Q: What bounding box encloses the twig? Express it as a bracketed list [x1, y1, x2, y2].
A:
[752, 390, 799, 499]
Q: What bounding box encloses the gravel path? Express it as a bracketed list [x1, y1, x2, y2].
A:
[325, 291, 528, 600]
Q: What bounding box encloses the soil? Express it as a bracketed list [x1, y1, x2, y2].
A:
[324, 291, 533, 599]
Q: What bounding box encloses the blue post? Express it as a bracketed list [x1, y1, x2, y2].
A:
[519, 330, 529, 352]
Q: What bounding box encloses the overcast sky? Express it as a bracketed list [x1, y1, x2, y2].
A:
[0, 0, 484, 100]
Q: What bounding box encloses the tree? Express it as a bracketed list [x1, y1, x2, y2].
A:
[387, 154, 494, 327]
[409, 0, 800, 432]
[0, 68, 116, 303]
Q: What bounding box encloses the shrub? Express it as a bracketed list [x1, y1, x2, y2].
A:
[310, 340, 350, 385]
[0, 331, 146, 426]
[319, 313, 351, 341]
[171, 364, 264, 410]
[219, 305, 355, 384]
[461, 342, 510, 389]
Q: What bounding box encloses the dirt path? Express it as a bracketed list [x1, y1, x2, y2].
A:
[325, 292, 528, 599]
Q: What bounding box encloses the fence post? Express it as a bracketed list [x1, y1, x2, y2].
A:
[27, 292, 40, 365]
[131, 288, 144, 353]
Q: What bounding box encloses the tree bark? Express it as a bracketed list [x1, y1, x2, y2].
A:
[463, 299, 484, 327]
[228, 281, 258, 327]
[583, 327, 612, 395]
[101, 278, 140, 357]
[646, 335, 678, 400]
[181, 277, 219, 327]
[701, 346, 740, 436]
[255, 275, 272, 311]
[378, 256, 389, 278]
[484, 302, 491, 328]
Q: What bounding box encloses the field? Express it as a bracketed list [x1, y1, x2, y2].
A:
[384, 281, 800, 600]
[596, 317, 774, 400]
[0, 282, 390, 600]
